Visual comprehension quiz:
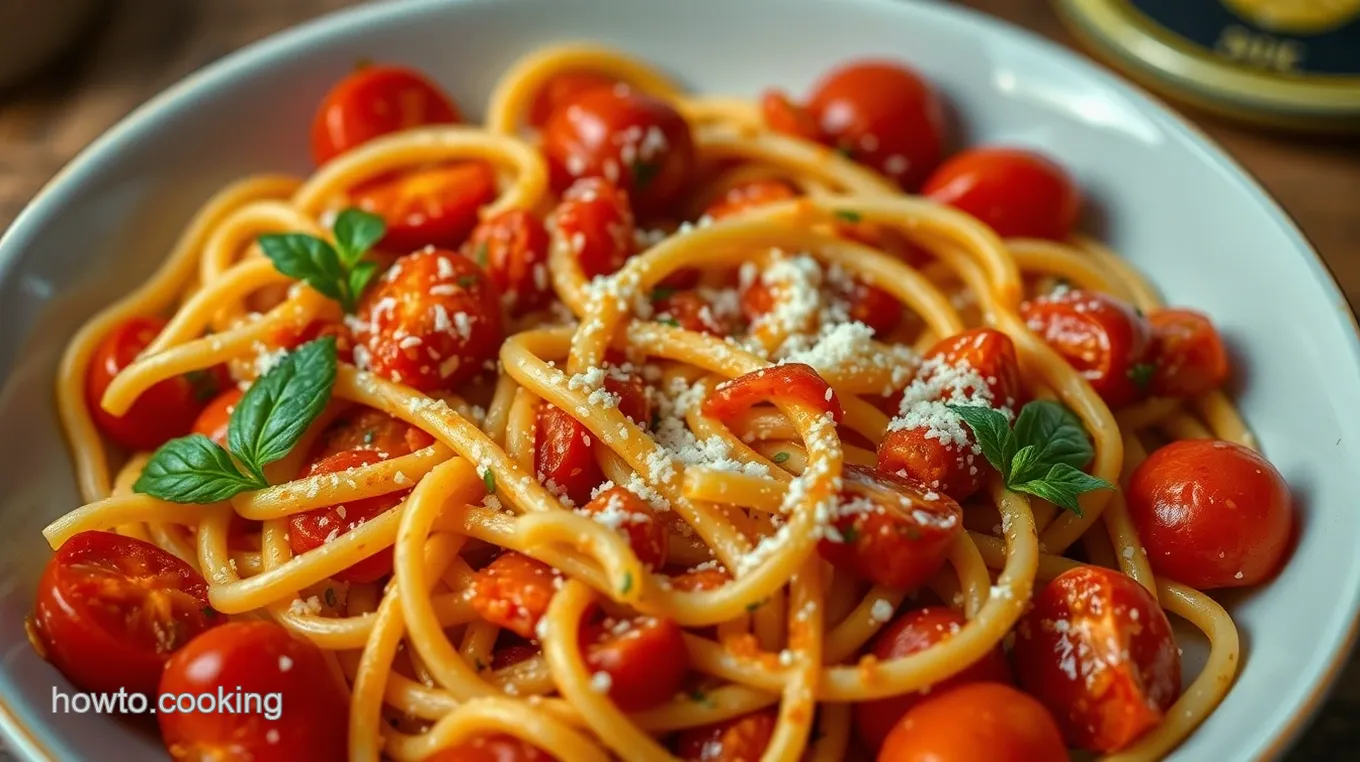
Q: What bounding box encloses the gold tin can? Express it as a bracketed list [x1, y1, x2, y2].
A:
[1055, 0, 1360, 131]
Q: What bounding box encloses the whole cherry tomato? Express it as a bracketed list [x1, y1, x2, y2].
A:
[1013, 566, 1180, 753]
[923, 147, 1080, 241]
[1020, 289, 1153, 409]
[32, 531, 216, 696]
[1146, 309, 1229, 398]
[308, 406, 435, 462]
[463, 209, 552, 314]
[191, 387, 244, 448]
[470, 552, 560, 639]
[703, 179, 798, 221]
[581, 615, 688, 711]
[288, 449, 407, 583]
[311, 65, 461, 165]
[674, 708, 778, 761]
[529, 71, 617, 128]
[580, 487, 668, 569]
[703, 364, 842, 423]
[158, 621, 347, 762]
[352, 161, 498, 252]
[426, 735, 551, 762]
[1127, 439, 1291, 589]
[551, 178, 637, 280]
[877, 683, 1069, 762]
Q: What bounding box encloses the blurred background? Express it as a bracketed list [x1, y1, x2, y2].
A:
[0, 0, 1356, 758]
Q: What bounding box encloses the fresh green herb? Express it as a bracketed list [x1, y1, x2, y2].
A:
[457, 275, 479, 288]
[649, 286, 677, 304]
[620, 571, 634, 595]
[324, 587, 339, 608]
[474, 241, 489, 267]
[833, 209, 862, 223]
[631, 160, 660, 190]
[483, 469, 497, 493]
[657, 317, 680, 328]
[838, 524, 859, 544]
[772, 451, 790, 464]
[258, 209, 385, 313]
[948, 400, 1115, 516]
[686, 689, 715, 708]
[745, 597, 770, 613]
[1127, 362, 1156, 391]
[184, 368, 223, 403]
[1134, 306, 1146, 318]
[133, 338, 338, 502]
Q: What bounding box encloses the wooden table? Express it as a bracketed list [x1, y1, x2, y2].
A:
[0, 0, 1355, 758]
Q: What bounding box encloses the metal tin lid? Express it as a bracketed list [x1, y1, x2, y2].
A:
[1056, 0, 1360, 131]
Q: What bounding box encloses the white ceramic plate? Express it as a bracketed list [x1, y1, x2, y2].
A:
[1, 0, 1357, 759]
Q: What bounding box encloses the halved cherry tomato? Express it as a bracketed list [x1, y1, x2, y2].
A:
[529, 71, 617, 128]
[32, 531, 216, 696]
[463, 209, 552, 313]
[878, 683, 1069, 762]
[552, 178, 636, 279]
[158, 621, 347, 762]
[191, 387, 244, 448]
[853, 607, 1013, 752]
[606, 370, 651, 425]
[1013, 566, 1180, 753]
[818, 466, 962, 590]
[309, 407, 435, 462]
[923, 147, 1080, 241]
[703, 179, 798, 221]
[836, 276, 903, 338]
[288, 449, 406, 584]
[426, 735, 551, 762]
[876, 425, 984, 504]
[582, 615, 688, 711]
[703, 364, 842, 423]
[470, 552, 560, 639]
[542, 86, 695, 213]
[654, 290, 734, 336]
[759, 91, 822, 142]
[581, 487, 668, 569]
[924, 328, 1023, 409]
[1127, 439, 1291, 589]
[1146, 309, 1229, 398]
[1020, 289, 1152, 409]
[353, 161, 498, 252]
[86, 317, 228, 451]
[535, 404, 605, 506]
[675, 708, 778, 761]
[356, 247, 504, 390]
[311, 65, 461, 165]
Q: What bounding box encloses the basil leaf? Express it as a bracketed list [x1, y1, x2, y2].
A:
[348, 260, 380, 307]
[1007, 444, 1046, 484]
[133, 435, 262, 503]
[1127, 362, 1156, 392]
[947, 404, 1017, 474]
[228, 337, 337, 482]
[1011, 463, 1115, 518]
[1013, 400, 1094, 471]
[259, 233, 346, 305]
[332, 208, 386, 265]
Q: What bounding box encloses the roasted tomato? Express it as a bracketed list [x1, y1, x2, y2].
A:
[356, 247, 504, 390]
[86, 317, 228, 451]
[760, 90, 822, 142]
[836, 276, 903, 338]
[817, 466, 963, 590]
[703, 179, 798, 220]
[308, 407, 435, 462]
[922, 147, 1080, 241]
[191, 387, 244, 448]
[703, 364, 842, 423]
[877, 683, 1069, 762]
[876, 426, 983, 504]
[529, 70, 618, 127]
[311, 64, 461, 165]
[923, 328, 1023, 409]
[288, 449, 406, 584]
[1013, 566, 1180, 753]
[674, 708, 778, 761]
[426, 735, 551, 762]
[268, 319, 357, 365]
[541, 85, 695, 213]
[535, 369, 648, 505]
[580, 487, 668, 569]
[32, 531, 216, 696]
[581, 615, 688, 711]
[352, 161, 498, 252]
[463, 209, 552, 314]
[653, 290, 733, 336]
[470, 552, 560, 639]
[1146, 309, 1229, 399]
[158, 621, 347, 762]
[667, 565, 731, 592]
[1127, 439, 1291, 589]
[551, 178, 636, 279]
[1020, 289, 1152, 409]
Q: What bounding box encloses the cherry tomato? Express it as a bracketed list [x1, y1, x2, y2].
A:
[581, 487, 668, 569]
[535, 404, 606, 506]
[922, 147, 1080, 241]
[311, 65, 461, 165]
[675, 708, 778, 761]
[1020, 289, 1153, 409]
[654, 290, 734, 336]
[309, 406, 436, 462]
[288, 450, 406, 584]
[605, 369, 651, 425]
[1013, 566, 1180, 752]
[158, 621, 347, 762]
[817, 466, 962, 590]
[463, 209, 552, 314]
[529, 71, 617, 128]
[703, 364, 843, 423]
[86, 317, 228, 451]
[552, 178, 637, 279]
[876, 427, 983, 503]
[191, 388, 244, 448]
[542, 86, 695, 213]
[1127, 439, 1291, 589]
[703, 179, 798, 221]
[356, 247, 504, 390]
[491, 641, 541, 671]
[667, 566, 731, 592]
[470, 552, 560, 639]
[800, 60, 946, 188]
[1146, 309, 1229, 399]
[426, 735, 551, 762]
[32, 531, 216, 696]
[353, 161, 498, 252]
[582, 615, 688, 711]
[853, 607, 1013, 752]
[837, 276, 903, 338]
[268, 319, 357, 365]
[759, 91, 822, 143]
[877, 683, 1069, 762]
[924, 328, 1023, 409]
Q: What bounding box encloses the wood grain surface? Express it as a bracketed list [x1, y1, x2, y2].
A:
[0, 0, 1355, 759]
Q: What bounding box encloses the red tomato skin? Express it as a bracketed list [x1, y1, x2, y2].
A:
[158, 621, 347, 762]
[654, 291, 734, 336]
[703, 364, 843, 423]
[922, 147, 1080, 241]
[924, 328, 1023, 409]
[703, 179, 798, 220]
[535, 404, 605, 506]
[552, 178, 637, 279]
[529, 71, 617, 128]
[817, 466, 963, 590]
[463, 209, 552, 313]
[839, 277, 903, 338]
[760, 90, 823, 142]
[582, 616, 689, 711]
[580, 487, 668, 569]
[804, 61, 946, 189]
[86, 317, 226, 451]
[309, 407, 435, 462]
[877, 683, 1070, 762]
[353, 162, 498, 252]
[357, 247, 504, 390]
[426, 735, 552, 762]
[1147, 309, 1229, 398]
[1020, 289, 1153, 409]
[470, 552, 560, 640]
[191, 388, 244, 448]
[311, 65, 461, 165]
[876, 426, 984, 503]
[1013, 566, 1180, 753]
[32, 532, 215, 696]
[288, 450, 406, 584]
[667, 566, 731, 592]
[853, 607, 1013, 752]
[674, 708, 778, 761]
[541, 86, 695, 213]
[1127, 439, 1291, 589]
[269, 319, 357, 365]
